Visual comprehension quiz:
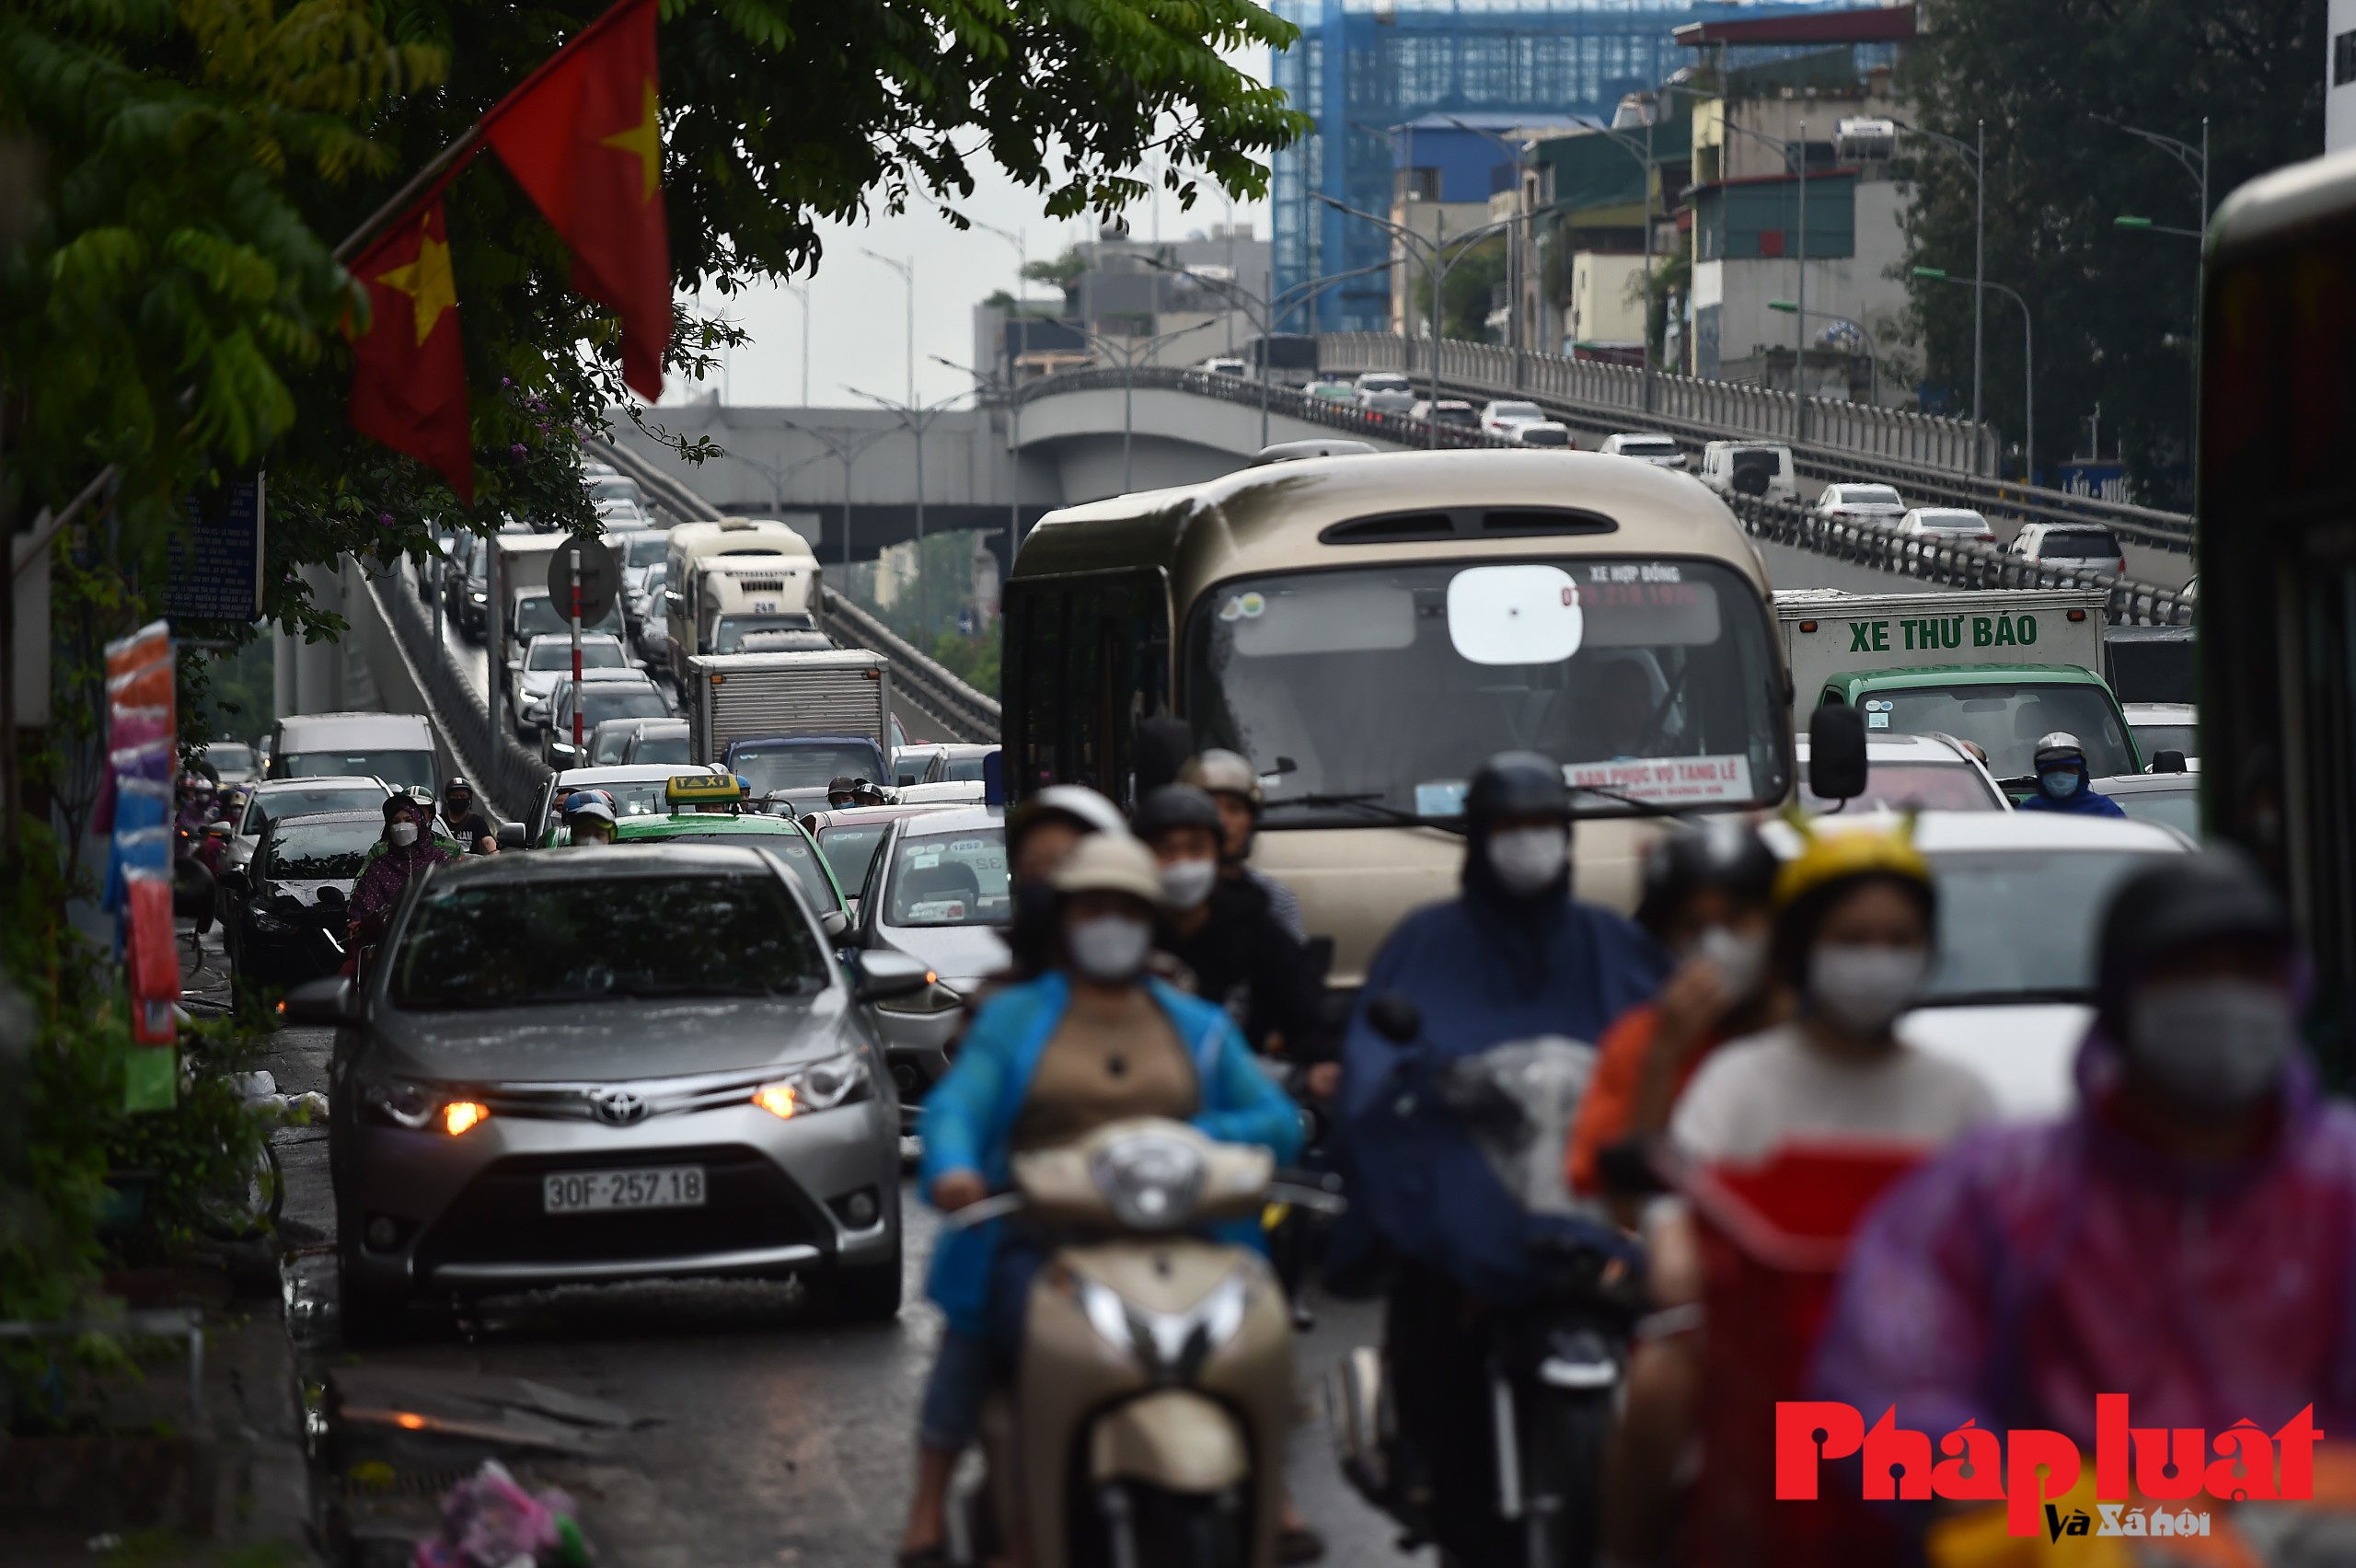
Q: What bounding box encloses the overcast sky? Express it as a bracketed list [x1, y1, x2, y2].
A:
[661, 50, 1275, 414]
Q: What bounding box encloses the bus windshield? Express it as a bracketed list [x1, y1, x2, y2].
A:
[1185, 558, 1787, 819]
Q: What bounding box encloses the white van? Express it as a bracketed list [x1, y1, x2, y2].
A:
[268, 712, 437, 794]
[1697, 441, 1798, 502]
[663, 519, 818, 685]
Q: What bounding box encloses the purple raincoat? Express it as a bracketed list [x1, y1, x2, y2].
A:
[1812, 1033, 2356, 1447]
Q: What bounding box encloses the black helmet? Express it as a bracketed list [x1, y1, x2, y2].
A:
[1133, 783, 1224, 841]
[1465, 752, 1569, 827]
[2096, 851, 2292, 1027]
[443, 775, 473, 798]
[1635, 820, 1779, 939]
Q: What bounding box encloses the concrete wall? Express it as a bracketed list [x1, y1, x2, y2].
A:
[1690, 181, 1912, 401]
[1567, 251, 1648, 348]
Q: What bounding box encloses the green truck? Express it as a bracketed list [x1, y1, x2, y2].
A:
[1774, 587, 2141, 791]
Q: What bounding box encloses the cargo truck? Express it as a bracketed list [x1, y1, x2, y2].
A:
[1774, 586, 2140, 790]
[687, 649, 895, 811]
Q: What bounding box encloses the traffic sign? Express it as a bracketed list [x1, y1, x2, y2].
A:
[546, 535, 619, 625]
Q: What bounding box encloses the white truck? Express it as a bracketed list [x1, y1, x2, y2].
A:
[1774, 586, 2139, 786]
[662, 519, 818, 688]
[687, 649, 896, 803]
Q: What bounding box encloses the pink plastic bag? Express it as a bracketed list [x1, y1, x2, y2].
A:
[413, 1459, 588, 1568]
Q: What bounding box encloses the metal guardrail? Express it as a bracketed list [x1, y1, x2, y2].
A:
[1312, 331, 2195, 549]
[1725, 494, 2195, 626]
[372, 571, 554, 820]
[587, 435, 1005, 744]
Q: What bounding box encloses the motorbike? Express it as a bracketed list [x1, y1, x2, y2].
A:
[1326, 995, 1645, 1568]
[944, 1118, 1343, 1568]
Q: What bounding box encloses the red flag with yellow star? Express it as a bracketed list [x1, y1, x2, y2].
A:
[483, 0, 670, 400]
[348, 196, 474, 502]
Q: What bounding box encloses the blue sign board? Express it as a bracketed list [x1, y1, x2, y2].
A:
[166, 476, 264, 621]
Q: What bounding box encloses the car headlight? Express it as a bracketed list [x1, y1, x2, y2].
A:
[248, 907, 295, 936]
[1070, 1265, 1254, 1381]
[364, 1078, 490, 1136]
[1090, 1129, 1207, 1232]
[469, 591, 487, 604]
[752, 1051, 872, 1120]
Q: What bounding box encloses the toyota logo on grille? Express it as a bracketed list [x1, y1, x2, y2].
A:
[589, 1088, 647, 1125]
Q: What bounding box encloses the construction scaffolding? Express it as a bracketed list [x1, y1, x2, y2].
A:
[1270, 0, 1896, 332]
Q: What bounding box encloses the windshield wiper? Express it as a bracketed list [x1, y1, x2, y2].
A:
[1913, 986, 2095, 1009]
[1565, 783, 1693, 819]
[1265, 793, 1468, 836]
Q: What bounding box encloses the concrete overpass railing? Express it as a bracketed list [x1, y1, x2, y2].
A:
[362, 567, 554, 821]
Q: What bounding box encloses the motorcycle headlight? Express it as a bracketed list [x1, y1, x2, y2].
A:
[1070, 1265, 1255, 1382]
[1090, 1130, 1206, 1232]
[752, 1051, 872, 1120]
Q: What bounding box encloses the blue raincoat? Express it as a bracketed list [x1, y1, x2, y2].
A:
[1326, 879, 1669, 1302]
[918, 972, 1303, 1336]
[2017, 755, 2127, 817]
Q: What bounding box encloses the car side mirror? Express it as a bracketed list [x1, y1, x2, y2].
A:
[216, 867, 250, 897]
[1807, 704, 1870, 805]
[1366, 992, 1423, 1044]
[820, 909, 849, 940]
[2151, 749, 2189, 775]
[283, 975, 355, 1026]
[896, 774, 918, 788]
[496, 822, 528, 850]
[205, 821, 232, 837]
[854, 951, 933, 1005]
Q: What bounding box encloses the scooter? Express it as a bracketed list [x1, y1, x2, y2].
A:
[1325, 996, 1644, 1568]
[944, 1118, 1341, 1568]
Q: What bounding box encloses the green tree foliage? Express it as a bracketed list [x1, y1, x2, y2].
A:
[1408, 232, 1507, 342]
[1900, 0, 2321, 502]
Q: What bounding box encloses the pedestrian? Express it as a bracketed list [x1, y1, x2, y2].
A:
[2016, 730, 2127, 816]
[1180, 748, 1307, 941]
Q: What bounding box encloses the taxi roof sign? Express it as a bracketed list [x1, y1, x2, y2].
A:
[666, 774, 745, 805]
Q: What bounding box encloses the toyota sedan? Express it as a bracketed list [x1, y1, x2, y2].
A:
[293, 845, 926, 1341]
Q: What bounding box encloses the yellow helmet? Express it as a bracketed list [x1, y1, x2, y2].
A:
[1773, 813, 1933, 910]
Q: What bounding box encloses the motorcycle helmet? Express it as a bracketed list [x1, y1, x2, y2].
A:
[1635, 820, 1779, 940]
[1132, 783, 1224, 843]
[2032, 732, 2086, 770]
[1768, 816, 1935, 987]
[2094, 850, 2292, 1032]
[1178, 749, 1264, 809]
[1464, 752, 1571, 827]
[1009, 783, 1131, 847]
[1051, 832, 1166, 905]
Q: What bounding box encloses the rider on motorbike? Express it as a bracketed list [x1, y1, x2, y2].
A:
[556, 788, 618, 846]
[1329, 752, 1667, 1563]
[439, 775, 497, 854]
[1178, 748, 1306, 941]
[349, 793, 462, 947]
[896, 832, 1302, 1567]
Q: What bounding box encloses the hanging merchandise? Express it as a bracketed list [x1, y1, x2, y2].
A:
[103, 620, 179, 1107]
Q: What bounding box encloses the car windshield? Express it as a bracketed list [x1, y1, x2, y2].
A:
[244, 784, 385, 833]
[627, 734, 691, 765]
[2044, 530, 2120, 557]
[1798, 759, 2003, 813]
[1363, 376, 1410, 392]
[2113, 785, 2201, 839]
[1491, 403, 1542, 421]
[2108, 640, 2195, 704]
[2129, 722, 2198, 759]
[574, 686, 669, 728]
[1518, 426, 1571, 446]
[816, 824, 893, 896]
[591, 726, 640, 765]
[206, 742, 256, 771]
[515, 594, 624, 640]
[1921, 849, 2171, 1003]
[942, 754, 988, 782]
[588, 478, 642, 506]
[529, 640, 624, 670]
[1872, 683, 2137, 780]
[885, 828, 1011, 928]
[650, 831, 838, 912]
[1838, 487, 1902, 506]
[732, 743, 882, 795]
[266, 822, 378, 881]
[621, 534, 670, 568]
[584, 778, 702, 820]
[1188, 558, 1788, 818]
[1918, 513, 1986, 531]
[1434, 407, 1477, 425]
[1619, 440, 1679, 457]
[713, 614, 816, 653]
[390, 872, 825, 1009]
[283, 749, 436, 791]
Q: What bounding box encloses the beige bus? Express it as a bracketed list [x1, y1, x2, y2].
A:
[1002, 449, 1796, 986]
[661, 518, 818, 691]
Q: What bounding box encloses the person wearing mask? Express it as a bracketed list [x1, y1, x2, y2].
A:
[349, 793, 462, 946]
[1810, 853, 2356, 1545]
[1600, 818, 1997, 1566]
[895, 833, 1303, 1567]
[2016, 730, 2127, 817]
[1179, 749, 1307, 942]
[1328, 753, 1668, 1564]
[1135, 782, 1330, 1078]
[1567, 820, 1784, 1202]
[439, 776, 497, 854]
[824, 776, 866, 811]
[555, 789, 618, 846]
[1000, 784, 1132, 982]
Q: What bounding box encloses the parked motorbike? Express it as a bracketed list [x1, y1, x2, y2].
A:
[944, 1118, 1341, 1568]
[1326, 996, 1643, 1568]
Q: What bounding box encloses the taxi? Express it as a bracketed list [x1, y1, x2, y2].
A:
[607, 774, 853, 935]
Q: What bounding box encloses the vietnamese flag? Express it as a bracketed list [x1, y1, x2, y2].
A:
[348, 197, 474, 502]
[484, 0, 671, 400]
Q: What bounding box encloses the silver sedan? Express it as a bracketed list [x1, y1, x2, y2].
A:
[294, 844, 927, 1342]
[852, 807, 1011, 1124]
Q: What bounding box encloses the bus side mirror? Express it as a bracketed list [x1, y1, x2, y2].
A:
[982, 749, 1005, 807]
[1808, 705, 1870, 804]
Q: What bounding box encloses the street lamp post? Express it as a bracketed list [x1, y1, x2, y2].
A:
[784, 282, 811, 407]
[2111, 117, 2211, 474]
[778, 416, 897, 587]
[969, 217, 1031, 386]
[1892, 118, 1987, 433]
[848, 387, 966, 637]
[1078, 321, 1220, 491]
[1142, 256, 1403, 446]
[1313, 194, 1527, 446]
[1768, 300, 1879, 405]
[860, 248, 917, 407]
[1444, 117, 1533, 380]
[1914, 267, 2032, 481]
[932, 352, 1022, 571]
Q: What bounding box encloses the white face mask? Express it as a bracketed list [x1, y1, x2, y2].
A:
[1808, 944, 1925, 1037]
[1067, 915, 1153, 983]
[1158, 858, 1218, 912]
[1695, 924, 1769, 998]
[387, 820, 421, 847]
[2128, 979, 2295, 1117]
[1486, 825, 1568, 899]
